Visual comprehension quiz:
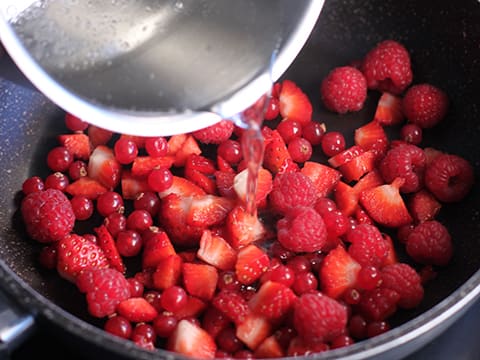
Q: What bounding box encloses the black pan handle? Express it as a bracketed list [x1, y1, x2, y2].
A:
[0, 290, 35, 358]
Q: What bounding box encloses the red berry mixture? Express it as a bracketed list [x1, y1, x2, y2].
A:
[17, 39, 475, 359]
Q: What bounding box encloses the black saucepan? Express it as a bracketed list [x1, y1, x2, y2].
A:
[0, 0, 479, 359]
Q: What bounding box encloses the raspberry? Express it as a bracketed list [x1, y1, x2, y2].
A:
[192, 119, 235, 144]
[425, 154, 474, 203]
[406, 221, 453, 266]
[346, 224, 388, 268]
[320, 66, 368, 113]
[293, 292, 347, 344]
[357, 288, 400, 321]
[361, 40, 412, 94]
[402, 84, 449, 128]
[381, 263, 424, 309]
[76, 268, 131, 318]
[21, 188, 75, 243]
[379, 144, 426, 193]
[269, 172, 318, 214]
[277, 207, 327, 252]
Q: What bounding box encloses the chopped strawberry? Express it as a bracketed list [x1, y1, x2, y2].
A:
[197, 230, 237, 271]
[152, 254, 183, 290]
[319, 245, 361, 299]
[130, 156, 175, 177]
[382, 234, 398, 266]
[328, 145, 365, 168]
[301, 161, 341, 197]
[278, 80, 312, 125]
[167, 134, 188, 155]
[183, 262, 218, 300]
[338, 150, 377, 182]
[333, 181, 359, 216]
[142, 229, 176, 269]
[173, 135, 202, 167]
[158, 175, 206, 198]
[235, 244, 270, 285]
[254, 335, 285, 358]
[212, 290, 250, 324]
[173, 296, 207, 320]
[58, 133, 92, 160]
[186, 195, 235, 227]
[88, 145, 122, 189]
[360, 177, 413, 227]
[353, 169, 385, 194]
[354, 120, 389, 158]
[116, 297, 158, 323]
[263, 130, 292, 174]
[408, 189, 442, 223]
[234, 168, 273, 207]
[184, 154, 217, 194]
[94, 225, 125, 273]
[167, 319, 217, 359]
[57, 234, 110, 282]
[235, 313, 272, 350]
[157, 193, 205, 248]
[226, 206, 267, 249]
[248, 281, 297, 321]
[87, 125, 113, 147]
[65, 176, 108, 199]
[120, 171, 151, 200]
[216, 155, 236, 173]
[215, 171, 237, 199]
[374, 92, 404, 126]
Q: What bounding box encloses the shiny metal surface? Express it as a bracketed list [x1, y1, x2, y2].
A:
[0, 0, 323, 135]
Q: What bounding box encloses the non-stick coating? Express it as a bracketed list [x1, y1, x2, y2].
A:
[0, 0, 479, 359]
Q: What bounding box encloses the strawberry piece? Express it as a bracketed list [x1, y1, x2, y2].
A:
[94, 225, 125, 273]
[173, 135, 202, 167]
[328, 145, 365, 168]
[216, 155, 235, 173]
[236, 314, 272, 350]
[58, 133, 92, 160]
[152, 254, 183, 290]
[197, 230, 237, 271]
[142, 229, 176, 269]
[338, 150, 377, 182]
[215, 171, 237, 199]
[374, 92, 404, 126]
[301, 161, 341, 197]
[353, 169, 385, 194]
[116, 297, 158, 322]
[233, 168, 273, 207]
[382, 234, 399, 267]
[88, 145, 122, 190]
[212, 290, 250, 325]
[158, 175, 206, 198]
[226, 206, 267, 249]
[120, 171, 151, 200]
[57, 234, 109, 282]
[167, 319, 217, 359]
[333, 181, 358, 216]
[354, 120, 389, 158]
[87, 125, 113, 147]
[254, 335, 285, 358]
[248, 281, 297, 321]
[65, 176, 108, 199]
[184, 154, 217, 194]
[235, 244, 270, 285]
[278, 80, 312, 125]
[263, 130, 292, 174]
[173, 296, 207, 320]
[186, 195, 234, 227]
[183, 262, 218, 300]
[360, 177, 413, 227]
[158, 193, 205, 248]
[167, 134, 188, 155]
[319, 245, 361, 299]
[408, 189, 442, 223]
[131, 156, 175, 177]
[184, 169, 216, 195]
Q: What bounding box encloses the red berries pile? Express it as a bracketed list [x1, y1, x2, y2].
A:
[20, 40, 474, 359]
